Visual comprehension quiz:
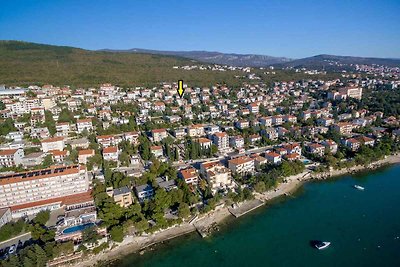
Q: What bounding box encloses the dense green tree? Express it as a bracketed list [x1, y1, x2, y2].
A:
[178, 202, 190, 218]
[109, 226, 124, 242]
[33, 210, 50, 225]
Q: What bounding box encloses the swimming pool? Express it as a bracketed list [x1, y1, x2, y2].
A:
[62, 222, 95, 234]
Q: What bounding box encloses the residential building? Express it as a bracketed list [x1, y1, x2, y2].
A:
[179, 167, 199, 186]
[76, 119, 93, 133]
[265, 152, 282, 164]
[151, 128, 168, 142]
[103, 146, 119, 161]
[150, 146, 163, 158]
[41, 137, 65, 152]
[78, 149, 95, 164]
[228, 156, 255, 175]
[212, 132, 229, 151]
[200, 161, 234, 193]
[0, 148, 24, 167]
[106, 186, 133, 208]
[197, 138, 212, 149]
[135, 184, 154, 203]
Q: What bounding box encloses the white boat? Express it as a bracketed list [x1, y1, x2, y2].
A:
[353, 185, 365, 190]
[314, 241, 331, 250]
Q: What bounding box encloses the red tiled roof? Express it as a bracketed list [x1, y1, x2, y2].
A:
[0, 149, 18, 156]
[10, 190, 93, 211]
[103, 146, 118, 154]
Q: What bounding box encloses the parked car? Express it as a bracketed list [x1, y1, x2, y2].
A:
[8, 245, 16, 255]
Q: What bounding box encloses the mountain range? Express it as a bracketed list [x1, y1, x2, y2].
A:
[102, 48, 400, 69]
[101, 48, 292, 67]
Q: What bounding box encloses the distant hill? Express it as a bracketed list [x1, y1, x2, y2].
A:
[101, 48, 292, 67]
[274, 54, 400, 70]
[0, 41, 244, 87]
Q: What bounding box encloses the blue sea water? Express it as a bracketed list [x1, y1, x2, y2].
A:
[115, 165, 400, 267]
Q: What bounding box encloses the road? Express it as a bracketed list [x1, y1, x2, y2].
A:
[0, 232, 31, 251]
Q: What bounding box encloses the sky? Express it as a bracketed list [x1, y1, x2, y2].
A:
[0, 0, 399, 58]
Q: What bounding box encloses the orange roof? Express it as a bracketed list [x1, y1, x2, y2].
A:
[265, 152, 280, 158]
[50, 150, 68, 156]
[214, 132, 228, 138]
[229, 156, 253, 165]
[103, 146, 118, 154]
[10, 190, 93, 211]
[197, 138, 212, 143]
[285, 153, 300, 159]
[78, 149, 95, 156]
[0, 149, 18, 156]
[151, 146, 162, 150]
[152, 128, 166, 133]
[180, 168, 198, 180]
[201, 161, 220, 169]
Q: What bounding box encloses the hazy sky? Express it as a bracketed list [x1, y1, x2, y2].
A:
[0, 0, 399, 58]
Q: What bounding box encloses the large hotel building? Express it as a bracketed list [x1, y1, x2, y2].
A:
[0, 165, 90, 218]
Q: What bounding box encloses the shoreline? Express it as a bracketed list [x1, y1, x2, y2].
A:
[73, 154, 400, 267]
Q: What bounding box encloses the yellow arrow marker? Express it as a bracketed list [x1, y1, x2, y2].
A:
[177, 80, 185, 98]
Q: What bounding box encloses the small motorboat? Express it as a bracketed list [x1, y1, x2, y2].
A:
[353, 185, 365, 190]
[311, 240, 331, 250]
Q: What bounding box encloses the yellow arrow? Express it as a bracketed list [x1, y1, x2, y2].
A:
[177, 80, 185, 98]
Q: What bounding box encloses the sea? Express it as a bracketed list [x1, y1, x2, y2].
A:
[114, 165, 400, 267]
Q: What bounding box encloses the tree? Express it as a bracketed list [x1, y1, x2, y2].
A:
[41, 155, 54, 168]
[33, 210, 50, 225]
[0, 118, 17, 136]
[109, 226, 124, 242]
[58, 109, 75, 123]
[139, 136, 151, 160]
[82, 226, 101, 245]
[254, 181, 266, 193]
[178, 202, 190, 218]
[44, 111, 56, 136]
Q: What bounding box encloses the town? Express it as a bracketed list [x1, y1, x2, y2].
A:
[0, 65, 399, 266]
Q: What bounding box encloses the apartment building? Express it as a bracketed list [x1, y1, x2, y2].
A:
[265, 152, 282, 164]
[78, 149, 95, 164]
[200, 161, 234, 193]
[307, 143, 325, 157]
[41, 137, 65, 152]
[212, 132, 229, 151]
[151, 128, 168, 142]
[228, 156, 255, 175]
[106, 186, 133, 208]
[103, 146, 119, 161]
[76, 118, 93, 134]
[332, 122, 355, 135]
[247, 103, 259, 114]
[197, 138, 212, 149]
[56, 122, 70, 137]
[178, 167, 199, 186]
[229, 135, 245, 148]
[0, 148, 24, 167]
[0, 165, 89, 218]
[186, 124, 205, 137]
